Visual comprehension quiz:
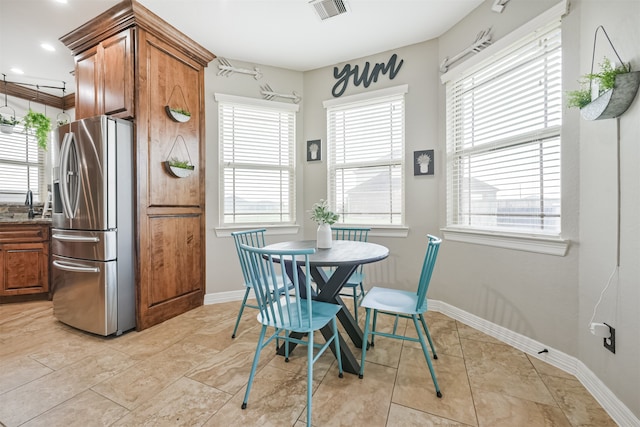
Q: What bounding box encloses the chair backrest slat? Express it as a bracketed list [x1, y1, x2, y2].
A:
[415, 235, 442, 312]
[332, 226, 370, 274]
[239, 243, 316, 331]
[232, 229, 267, 285]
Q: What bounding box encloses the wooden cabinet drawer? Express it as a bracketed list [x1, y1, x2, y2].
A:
[0, 225, 50, 243]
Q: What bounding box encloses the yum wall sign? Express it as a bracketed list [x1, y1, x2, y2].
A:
[332, 53, 404, 97]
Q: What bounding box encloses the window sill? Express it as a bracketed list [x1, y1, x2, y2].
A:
[214, 224, 300, 237]
[369, 226, 409, 238]
[441, 228, 570, 256]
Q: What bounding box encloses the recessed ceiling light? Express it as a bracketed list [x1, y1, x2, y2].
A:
[11, 68, 24, 75]
[41, 43, 56, 52]
[55, 0, 68, 3]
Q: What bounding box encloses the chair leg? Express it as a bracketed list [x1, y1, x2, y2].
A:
[306, 330, 314, 427]
[412, 315, 442, 398]
[242, 325, 268, 409]
[232, 287, 252, 338]
[371, 309, 378, 347]
[419, 313, 438, 359]
[352, 286, 359, 323]
[359, 308, 372, 378]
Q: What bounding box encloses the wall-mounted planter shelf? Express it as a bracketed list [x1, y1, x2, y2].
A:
[165, 106, 191, 123]
[164, 161, 195, 178]
[581, 71, 640, 120]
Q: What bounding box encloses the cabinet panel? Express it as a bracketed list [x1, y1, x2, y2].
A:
[75, 47, 99, 120]
[0, 242, 49, 296]
[102, 29, 134, 117]
[136, 214, 202, 329]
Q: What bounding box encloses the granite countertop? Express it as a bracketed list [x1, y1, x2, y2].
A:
[0, 217, 52, 225]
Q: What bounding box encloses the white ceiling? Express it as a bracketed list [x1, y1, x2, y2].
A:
[0, 0, 483, 96]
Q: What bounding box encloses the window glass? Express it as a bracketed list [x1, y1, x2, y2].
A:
[326, 88, 406, 225]
[218, 95, 296, 225]
[445, 19, 562, 235]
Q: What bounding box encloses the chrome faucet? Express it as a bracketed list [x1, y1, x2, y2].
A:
[25, 190, 35, 219]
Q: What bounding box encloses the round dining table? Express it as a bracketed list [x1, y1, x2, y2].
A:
[263, 239, 389, 374]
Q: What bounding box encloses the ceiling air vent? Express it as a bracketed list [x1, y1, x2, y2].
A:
[310, 0, 349, 20]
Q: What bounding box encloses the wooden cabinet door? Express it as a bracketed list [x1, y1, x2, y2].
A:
[101, 29, 134, 118]
[74, 29, 134, 120]
[0, 242, 49, 296]
[75, 46, 99, 120]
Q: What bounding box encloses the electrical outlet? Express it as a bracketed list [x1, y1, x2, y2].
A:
[603, 323, 615, 354]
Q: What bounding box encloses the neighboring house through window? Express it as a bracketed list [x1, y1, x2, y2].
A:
[324, 85, 407, 226]
[444, 18, 562, 236]
[216, 94, 298, 226]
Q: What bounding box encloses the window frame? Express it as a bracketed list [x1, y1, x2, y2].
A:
[324, 85, 408, 230]
[440, 1, 570, 255]
[0, 120, 46, 204]
[215, 93, 299, 230]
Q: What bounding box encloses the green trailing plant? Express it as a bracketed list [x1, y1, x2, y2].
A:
[310, 199, 339, 225]
[170, 108, 191, 117]
[567, 57, 630, 109]
[167, 157, 193, 169]
[22, 110, 51, 150]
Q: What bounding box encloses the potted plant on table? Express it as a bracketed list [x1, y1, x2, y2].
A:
[310, 199, 339, 249]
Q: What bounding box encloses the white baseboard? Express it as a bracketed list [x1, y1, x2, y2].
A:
[204, 289, 247, 305]
[429, 299, 638, 426]
[202, 291, 638, 425]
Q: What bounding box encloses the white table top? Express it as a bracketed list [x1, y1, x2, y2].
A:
[263, 239, 389, 267]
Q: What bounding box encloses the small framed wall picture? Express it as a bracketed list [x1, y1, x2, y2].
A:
[307, 139, 322, 161]
[414, 149, 434, 176]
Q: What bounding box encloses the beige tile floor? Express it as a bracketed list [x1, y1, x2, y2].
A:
[0, 299, 617, 427]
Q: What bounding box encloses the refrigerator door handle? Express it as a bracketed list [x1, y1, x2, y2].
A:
[52, 233, 100, 243]
[52, 260, 100, 273]
[59, 132, 77, 219]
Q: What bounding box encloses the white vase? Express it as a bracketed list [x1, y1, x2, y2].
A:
[317, 223, 332, 249]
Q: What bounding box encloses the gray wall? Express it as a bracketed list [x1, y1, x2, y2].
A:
[576, 0, 640, 417]
[202, 0, 639, 418]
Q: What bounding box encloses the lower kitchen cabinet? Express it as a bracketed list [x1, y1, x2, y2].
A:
[0, 224, 50, 297]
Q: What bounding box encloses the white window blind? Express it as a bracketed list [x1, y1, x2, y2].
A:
[445, 19, 562, 235]
[0, 122, 45, 203]
[217, 94, 297, 225]
[326, 86, 406, 225]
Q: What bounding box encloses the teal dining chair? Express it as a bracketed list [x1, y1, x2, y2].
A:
[359, 234, 442, 398]
[230, 229, 293, 339]
[329, 226, 370, 322]
[238, 242, 343, 426]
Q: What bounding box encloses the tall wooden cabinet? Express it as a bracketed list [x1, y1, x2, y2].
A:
[60, 0, 215, 330]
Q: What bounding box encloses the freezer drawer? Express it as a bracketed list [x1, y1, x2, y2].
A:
[51, 254, 118, 336]
[52, 229, 117, 261]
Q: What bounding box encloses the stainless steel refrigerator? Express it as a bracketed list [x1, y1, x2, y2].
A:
[51, 115, 135, 336]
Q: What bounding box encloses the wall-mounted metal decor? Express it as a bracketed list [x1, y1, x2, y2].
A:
[440, 28, 492, 73]
[217, 57, 263, 80]
[332, 53, 404, 97]
[260, 84, 302, 104]
[414, 150, 434, 176]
